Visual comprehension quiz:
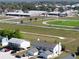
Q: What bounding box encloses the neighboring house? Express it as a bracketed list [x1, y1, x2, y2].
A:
[32, 42, 62, 58]
[0, 36, 8, 46]
[39, 50, 53, 59]
[8, 38, 30, 49]
[27, 47, 38, 56]
[61, 54, 76, 59]
[62, 9, 78, 17]
[5, 10, 47, 17]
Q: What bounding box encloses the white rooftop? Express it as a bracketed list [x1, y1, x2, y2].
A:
[9, 38, 30, 44]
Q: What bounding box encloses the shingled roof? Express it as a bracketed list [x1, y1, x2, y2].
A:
[32, 41, 56, 51]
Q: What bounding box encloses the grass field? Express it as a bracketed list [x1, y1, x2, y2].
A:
[0, 16, 11, 19]
[0, 23, 78, 51]
[47, 20, 79, 27]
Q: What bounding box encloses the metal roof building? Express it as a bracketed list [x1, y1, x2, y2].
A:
[8, 38, 30, 49]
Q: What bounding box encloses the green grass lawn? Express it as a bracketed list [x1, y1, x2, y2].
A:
[22, 32, 71, 44]
[48, 20, 79, 27]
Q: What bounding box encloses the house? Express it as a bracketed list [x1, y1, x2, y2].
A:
[0, 36, 8, 46]
[27, 47, 38, 56]
[32, 42, 62, 58]
[61, 54, 76, 59]
[8, 38, 30, 49]
[39, 50, 53, 59]
[62, 9, 78, 17]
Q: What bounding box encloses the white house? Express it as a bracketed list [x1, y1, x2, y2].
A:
[53, 42, 62, 56]
[27, 47, 38, 56]
[0, 36, 8, 46]
[8, 38, 30, 49]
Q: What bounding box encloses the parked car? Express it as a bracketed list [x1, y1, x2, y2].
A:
[11, 50, 17, 54]
[15, 55, 21, 58]
[1, 48, 11, 52]
[5, 48, 11, 52]
[37, 56, 44, 59]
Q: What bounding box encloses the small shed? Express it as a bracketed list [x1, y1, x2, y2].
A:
[28, 47, 38, 56]
[0, 36, 8, 46]
[8, 38, 30, 49]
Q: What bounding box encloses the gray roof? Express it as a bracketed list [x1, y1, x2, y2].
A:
[28, 47, 38, 53]
[40, 50, 53, 56]
[32, 42, 56, 50]
[44, 50, 53, 56]
[62, 54, 76, 59]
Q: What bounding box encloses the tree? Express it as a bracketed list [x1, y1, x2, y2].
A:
[29, 18, 32, 22]
[58, 7, 64, 12]
[61, 45, 66, 51]
[0, 29, 21, 39]
[13, 29, 21, 38]
[35, 18, 38, 21]
[20, 20, 23, 24]
[0, 30, 6, 36]
[76, 47, 79, 55]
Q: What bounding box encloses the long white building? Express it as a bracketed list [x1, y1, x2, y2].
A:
[6, 10, 47, 17]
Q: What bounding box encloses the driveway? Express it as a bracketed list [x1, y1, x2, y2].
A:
[0, 51, 28, 59]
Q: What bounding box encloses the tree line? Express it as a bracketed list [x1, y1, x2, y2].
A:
[0, 2, 58, 12]
[0, 2, 78, 14]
